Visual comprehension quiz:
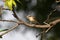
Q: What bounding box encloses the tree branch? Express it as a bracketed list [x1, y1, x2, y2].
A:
[45, 18, 60, 33]
[0, 18, 60, 29]
[0, 18, 59, 37]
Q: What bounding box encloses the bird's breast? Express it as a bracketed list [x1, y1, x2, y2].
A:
[28, 17, 35, 22]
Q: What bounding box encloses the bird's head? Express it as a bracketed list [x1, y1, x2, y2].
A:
[26, 15, 32, 18]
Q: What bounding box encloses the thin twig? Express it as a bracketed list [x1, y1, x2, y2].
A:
[45, 18, 60, 33]
[41, 30, 46, 40]
[0, 20, 18, 23]
[0, 24, 19, 36]
[12, 6, 22, 22]
[44, 9, 56, 33]
[44, 9, 56, 22]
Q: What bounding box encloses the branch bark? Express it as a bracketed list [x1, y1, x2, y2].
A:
[0, 18, 60, 28]
[0, 18, 60, 36]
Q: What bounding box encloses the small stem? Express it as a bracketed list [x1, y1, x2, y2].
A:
[44, 9, 56, 22]
[0, 24, 19, 36]
[41, 29, 46, 40]
[12, 6, 22, 22]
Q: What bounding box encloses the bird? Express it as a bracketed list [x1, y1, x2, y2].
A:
[26, 15, 39, 24]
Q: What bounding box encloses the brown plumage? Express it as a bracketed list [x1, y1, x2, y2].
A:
[26, 15, 39, 24]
